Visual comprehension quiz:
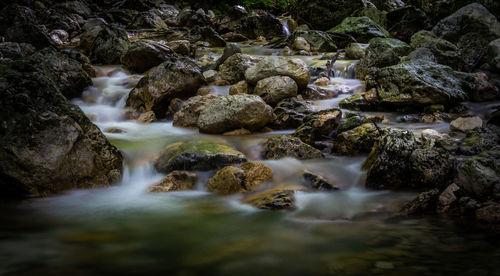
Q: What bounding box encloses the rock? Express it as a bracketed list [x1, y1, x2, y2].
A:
[336, 114, 369, 133]
[154, 140, 247, 173]
[229, 80, 250, 95]
[345, 43, 368, 59]
[254, 76, 298, 106]
[355, 38, 411, 79]
[288, 30, 337, 52]
[487, 38, 500, 73]
[120, 40, 175, 73]
[240, 14, 283, 39]
[362, 129, 454, 190]
[0, 50, 122, 197]
[223, 129, 251, 136]
[178, 8, 210, 28]
[214, 43, 242, 69]
[293, 109, 342, 144]
[293, 37, 311, 52]
[202, 70, 217, 82]
[240, 162, 273, 191]
[245, 57, 311, 89]
[457, 32, 490, 71]
[0, 42, 36, 59]
[432, 3, 500, 44]
[190, 26, 226, 47]
[455, 151, 500, 201]
[147, 171, 198, 192]
[458, 126, 500, 155]
[197, 94, 273, 134]
[367, 60, 470, 107]
[126, 56, 204, 118]
[314, 77, 330, 86]
[166, 40, 190, 56]
[294, 0, 367, 31]
[104, 127, 126, 134]
[242, 186, 304, 210]
[4, 23, 53, 49]
[475, 204, 500, 223]
[207, 166, 246, 194]
[197, 87, 212, 96]
[386, 5, 431, 42]
[137, 111, 156, 123]
[219, 53, 262, 84]
[214, 80, 230, 86]
[130, 9, 167, 29]
[49, 29, 69, 47]
[89, 25, 130, 65]
[438, 183, 461, 210]
[333, 123, 380, 155]
[173, 95, 220, 127]
[329, 17, 389, 43]
[450, 116, 483, 132]
[303, 170, 339, 190]
[399, 189, 440, 216]
[263, 135, 324, 160]
[409, 30, 464, 71]
[468, 72, 499, 102]
[271, 97, 314, 129]
[221, 31, 248, 42]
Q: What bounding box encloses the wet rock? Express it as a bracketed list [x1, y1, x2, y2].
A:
[455, 151, 500, 201]
[475, 204, 500, 223]
[336, 114, 369, 133]
[223, 129, 251, 136]
[49, 29, 69, 47]
[333, 123, 380, 155]
[245, 57, 311, 89]
[288, 30, 337, 52]
[293, 109, 342, 144]
[147, 171, 198, 192]
[173, 95, 220, 127]
[219, 53, 262, 84]
[0, 42, 36, 59]
[137, 111, 157, 123]
[190, 26, 226, 47]
[409, 30, 464, 71]
[386, 5, 431, 42]
[254, 76, 298, 106]
[197, 94, 273, 134]
[363, 129, 454, 190]
[458, 126, 500, 155]
[450, 116, 483, 132]
[104, 127, 126, 134]
[356, 38, 411, 79]
[242, 186, 304, 210]
[197, 87, 212, 96]
[126, 56, 204, 118]
[345, 43, 368, 59]
[271, 97, 314, 129]
[438, 183, 461, 211]
[130, 9, 168, 29]
[0, 52, 122, 197]
[240, 14, 283, 39]
[294, 0, 366, 31]
[229, 80, 250, 95]
[303, 170, 339, 190]
[154, 140, 246, 173]
[88, 25, 130, 65]
[487, 38, 500, 73]
[166, 40, 190, 56]
[400, 189, 440, 216]
[221, 32, 248, 42]
[313, 77, 329, 86]
[263, 135, 324, 160]
[178, 9, 210, 28]
[293, 37, 311, 52]
[240, 162, 273, 192]
[467, 72, 499, 102]
[120, 40, 175, 73]
[207, 166, 246, 194]
[329, 17, 389, 43]
[5, 23, 53, 50]
[202, 70, 217, 83]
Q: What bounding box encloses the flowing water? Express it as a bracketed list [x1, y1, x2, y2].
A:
[1, 48, 499, 275]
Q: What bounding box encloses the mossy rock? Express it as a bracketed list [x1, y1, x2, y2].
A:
[333, 123, 381, 155]
[293, 108, 342, 144]
[206, 162, 273, 194]
[263, 135, 324, 160]
[154, 140, 246, 173]
[147, 171, 198, 192]
[242, 185, 305, 210]
[329, 16, 389, 43]
[456, 151, 500, 201]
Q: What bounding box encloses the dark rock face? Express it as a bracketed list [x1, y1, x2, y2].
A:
[0, 42, 36, 59]
[240, 14, 283, 39]
[120, 40, 175, 73]
[386, 6, 431, 42]
[89, 25, 130, 65]
[363, 130, 454, 190]
[294, 0, 366, 31]
[293, 109, 342, 144]
[126, 56, 204, 118]
[329, 16, 389, 43]
[356, 38, 411, 79]
[271, 97, 314, 130]
[0, 50, 122, 197]
[410, 30, 465, 71]
[4, 23, 53, 49]
[456, 151, 500, 201]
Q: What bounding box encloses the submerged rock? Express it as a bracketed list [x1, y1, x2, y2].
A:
[147, 171, 198, 192]
[254, 76, 298, 106]
[126, 56, 204, 118]
[154, 140, 246, 173]
[263, 135, 324, 160]
[245, 57, 311, 89]
[197, 94, 273, 134]
[329, 17, 389, 43]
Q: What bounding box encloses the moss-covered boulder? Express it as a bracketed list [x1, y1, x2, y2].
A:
[88, 25, 130, 65]
[293, 109, 342, 144]
[294, 0, 366, 31]
[271, 97, 314, 130]
[126, 56, 204, 118]
[147, 171, 198, 192]
[410, 30, 465, 71]
[154, 140, 246, 173]
[197, 94, 273, 134]
[345, 43, 368, 59]
[206, 162, 273, 194]
[263, 135, 324, 160]
[355, 38, 411, 79]
[455, 151, 500, 201]
[329, 17, 389, 43]
[245, 57, 311, 89]
[333, 123, 380, 155]
[242, 185, 305, 210]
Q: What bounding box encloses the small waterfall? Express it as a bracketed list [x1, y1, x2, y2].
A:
[282, 20, 291, 36]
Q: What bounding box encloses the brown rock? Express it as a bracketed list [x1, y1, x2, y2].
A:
[147, 171, 198, 192]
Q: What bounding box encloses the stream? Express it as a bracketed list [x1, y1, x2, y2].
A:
[1, 47, 499, 275]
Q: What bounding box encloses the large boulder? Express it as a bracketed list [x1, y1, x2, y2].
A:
[271, 97, 314, 130]
[355, 38, 411, 79]
[362, 129, 454, 190]
[333, 123, 380, 155]
[197, 94, 273, 134]
[0, 51, 122, 197]
[154, 140, 246, 173]
[410, 30, 465, 71]
[263, 135, 324, 160]
[218, 53, 262, 84]
[253, 76, 298, 106]
[177, 9, 210, 28]
[206, 162, 273, 194]
[287, 30, 337, 52]
[455, 151, 500, 201]
[245, 57, 311, 89]
[173, 94, 221, 128]
[487, 38, 500, 72]
[293, 109, 342, 144]
[120, 40, 175, 73]
[294, 0, 367, 31]
[126, 56, 204, 118]
[329, 17, 389, 43]
[4, 23, 53, 50]
[129, 9, 168, 29]
[239, 14, 283, 39]
[386, 5, 431, 42]
[88, 25, 130, 65]
[242, 185, 305, 210]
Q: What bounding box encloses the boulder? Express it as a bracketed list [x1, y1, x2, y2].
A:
[240, 14, 283, 39]
[293, 37, 311, 52]
[399, 189, 440, 216]
[154, 140, 247, 173]
[173, 94, 220, 127]
[178, 9, 210, 28]
[294, 0, 367, 31]
[455, 151, 500, 201]
[302, 170, 339, 190]
[4, 23, 53, 49]
[487, 38, 500, 73]
[254, 76, 298, 106]
[147, 171, 198, 192]
[206, 162, 272, 194]
[333, 123, 380, 155]
[219, 53, 262, 84]
[245, 57, 311, 89]
[329, 17, 389, 43]
[240, 162, 273, 192]
[271, 97, 314, 129]
[475, 204, 500, 223]
[336, 113, 370, 133]
[0, 51, 122, 197]
[386, 5, 431, 42]
[120, 40, 175, 73]
[450, 116, 483, 132]
[0, 42, 36, 59]
[242, 185, 305, 210]
[409, 30, 464, 71]
[345, 43, 368, 59]
[467, 72, 499, 102]
[130, 9, 168, 29]
[126, 56, 204, 118]
[197, 94, 273, 134]
[190, 26, 226, 47]
[229, 80, 250, 95]
[356, 38, 411, 78]
[263, 135, 324, 160]
[293, 109, 342, 144]
[362, 129, 454, 190]
[88, 25, 130, 65]
[166, 40, 190, 56]
[288, 30, 337, 52]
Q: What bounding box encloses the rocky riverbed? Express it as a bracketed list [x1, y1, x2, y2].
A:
[1, 0, 499, 274]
